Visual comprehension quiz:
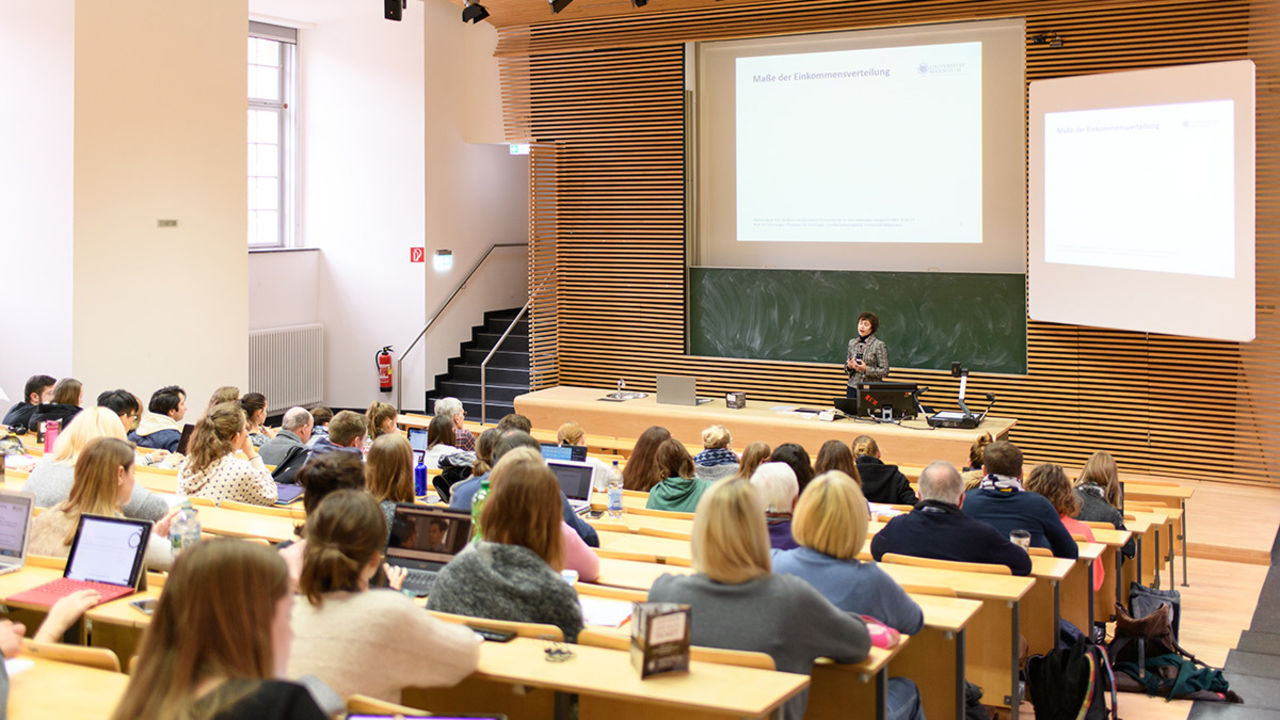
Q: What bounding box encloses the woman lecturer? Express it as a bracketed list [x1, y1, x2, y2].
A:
[845, 311, 889, 397]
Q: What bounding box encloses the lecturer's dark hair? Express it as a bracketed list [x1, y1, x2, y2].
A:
[857, 312, 879, 334]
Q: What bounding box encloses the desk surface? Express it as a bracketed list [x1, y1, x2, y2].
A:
[514, 386, 1017, 466]
[471, 635, 809, 717]
[595, 557, 691, 591]
[9, 655, 129, 720]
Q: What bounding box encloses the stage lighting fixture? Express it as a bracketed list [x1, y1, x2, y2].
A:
[384, 0, 406, 21]
[550, 0, 574, 14]
[462, 0, 489, 23]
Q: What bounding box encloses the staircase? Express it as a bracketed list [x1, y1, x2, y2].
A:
[424, 308, 530, 421]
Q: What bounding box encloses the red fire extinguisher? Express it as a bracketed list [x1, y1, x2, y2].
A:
[376, 346, 393, 392]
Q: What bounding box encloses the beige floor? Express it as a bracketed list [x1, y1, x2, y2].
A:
[1015, 478, 1277, 719]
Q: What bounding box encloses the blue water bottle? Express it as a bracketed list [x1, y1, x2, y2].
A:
[414, 457, 427, 497]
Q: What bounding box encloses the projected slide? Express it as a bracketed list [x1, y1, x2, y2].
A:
[735, 41, 982, 244]
[1043, 100, 1235, 278]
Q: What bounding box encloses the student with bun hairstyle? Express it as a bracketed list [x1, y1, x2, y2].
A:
[110, 539, 329, 720]
[24, 407, 169, 521]
[693, 424, 739, 481]
[646, 439, 711, 513]
[179, 402, 277, 506]
[288, 490, 479, 702]
[622, 426, 672, 491]
[852, 435, 918, 505]
[29, 437, 174, 570]
[428, 448, 585, 641]
[278, 452, 368, 584]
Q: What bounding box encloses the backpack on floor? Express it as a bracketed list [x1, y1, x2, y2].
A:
[1109, 601, 1243, 703]
[1128, 582, 1181, 642]
[1026, 638, 1118, 720]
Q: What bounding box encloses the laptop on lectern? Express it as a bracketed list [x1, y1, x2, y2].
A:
[655, 375, 712, 406]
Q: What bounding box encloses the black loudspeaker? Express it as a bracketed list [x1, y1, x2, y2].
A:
[385, 0, 403, 21]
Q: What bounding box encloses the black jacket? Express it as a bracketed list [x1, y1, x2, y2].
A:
[870, 499, 1032, 575]
[856, 456, 919, 505]
[2, 402, 37, 430]
[27, 403, 81, 432]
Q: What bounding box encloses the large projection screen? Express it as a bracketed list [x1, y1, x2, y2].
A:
[693, 18, 1026, 273]
[1028, 60, 1256, 342]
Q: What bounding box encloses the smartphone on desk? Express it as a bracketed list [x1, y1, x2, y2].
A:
[468, 625, 517, 643]
[130, 598, 157, 615]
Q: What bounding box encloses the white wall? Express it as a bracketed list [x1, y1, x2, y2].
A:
[73, 0, 249, 408]
[248, 251, 321, 329]
[246, 0, 528, 412]
[0, 1, 74, 402]
[423, 0, 530, 400]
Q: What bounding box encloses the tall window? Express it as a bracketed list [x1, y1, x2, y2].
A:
[248, 22, 297, 249]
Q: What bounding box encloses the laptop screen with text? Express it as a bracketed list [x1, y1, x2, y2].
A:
[0, 493, 32, 560]
[66, 515, 149, 586]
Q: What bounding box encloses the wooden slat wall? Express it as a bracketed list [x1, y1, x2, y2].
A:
[501, 0, 1280, 487]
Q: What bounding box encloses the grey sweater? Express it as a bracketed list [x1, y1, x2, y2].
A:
[23, 458, 170, 521]
[648, 572, 871, 720]
[426, 542, 583, 642]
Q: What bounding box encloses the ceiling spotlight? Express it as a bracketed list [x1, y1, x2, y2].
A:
[384, 0, 406, 21]
[462, 0, 489, 23]
[550, 0, 574, 13]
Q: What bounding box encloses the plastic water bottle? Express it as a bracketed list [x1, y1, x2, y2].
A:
[413, 457, 427, 498]
[169, 502, 202, 555]
[43, 420, 60, 454]
[470, 475, 491, 541]
[608, 462, 624, 519]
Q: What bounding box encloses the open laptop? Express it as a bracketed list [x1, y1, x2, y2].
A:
[547, 459, 596, 514]
[385, 505, 471, 597]
[655, 375, 713, 406]
[175, 423, 196, 455]
[0, 491, 35, 576]
[9, 514, 150, 608]
[541, 443, 587, 463]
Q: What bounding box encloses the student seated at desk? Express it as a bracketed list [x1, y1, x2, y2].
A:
[446, 428, 499, 510]
[27, 377, 83, 433]
[24, 407, 170, 521]
[2, 373, 55, 430]
[278, 452, 368, 584]
[259, 407, 313, 469]
[428, 448, 586, 641]
[1027, 463, 1104, 591]
[365, 401, 397, 442]
[130, 385, 187, 453]
[871, 461, 1032, 576]
[178, 402, 276, 507]
[648, 478, 910, 720]
[749, 462, 799, 550]
[853, 435, 918, 506]
[964, 441, 1078, 559]
[693, 424, 739, 482]
[306, 411, 364, 460]
[621, 425, 671, 491]
[557, 421, 618, 490]
[110, 540, 331, 720]
[774, 471, 923, 634]
[1073, 450, 1136, 558]
[364, 434, 416, 542]
[306, 406, 332, 448]
[734, 441, 771, 481]
[645, 439, 711, 513]
[97, 389, 170, 467]
[288, 490, 479, 702]
[242, 393, 276, 448]
[423, 414, 463, 470]
[29, 437, 174, 571]
[813, 440, 861, 485]
[769, 443, 815, 495]
[435, 397, 476, 452]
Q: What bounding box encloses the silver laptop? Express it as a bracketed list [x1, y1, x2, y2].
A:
[0, 491, 34, 576]
[656, 375, 712, 406]
[385, 504, 471, 597]
[547, 459, 596, 514]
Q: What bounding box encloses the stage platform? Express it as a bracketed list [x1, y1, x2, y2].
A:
[514, 386, 1016, 467]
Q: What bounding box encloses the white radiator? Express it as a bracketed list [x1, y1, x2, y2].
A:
[248, 324, 324, 414]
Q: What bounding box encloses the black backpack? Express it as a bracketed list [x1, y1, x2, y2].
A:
[271, 445, 310, 485]
[1026, 638, 1118, 720]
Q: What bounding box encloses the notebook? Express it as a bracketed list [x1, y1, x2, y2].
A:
[385, 505, 471, 597]
[540, 443, 587, 463]
[9, 514, 151, 608]
[547, 459, 595, 514]
[0, 491, 35, 576]
[656, 375, 712, 406]
[276, 483, 305, 505]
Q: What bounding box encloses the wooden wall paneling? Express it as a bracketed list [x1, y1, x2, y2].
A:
[497, 0, 1280, 487]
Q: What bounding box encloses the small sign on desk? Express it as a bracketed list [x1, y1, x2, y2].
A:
[631, 602, 691, 678]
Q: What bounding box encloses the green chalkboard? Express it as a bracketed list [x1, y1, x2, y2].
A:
[689, 267, 1027, 374]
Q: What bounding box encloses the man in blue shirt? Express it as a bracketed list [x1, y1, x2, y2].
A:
[963, 441, 1078, 559]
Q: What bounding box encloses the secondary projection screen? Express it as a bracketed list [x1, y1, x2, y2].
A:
[1028, 60, 1256, 342]
[693, 19, 1026, 272]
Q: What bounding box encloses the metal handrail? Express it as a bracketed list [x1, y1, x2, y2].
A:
[395, 243, 527, 413]
[480, 268, 557, 425]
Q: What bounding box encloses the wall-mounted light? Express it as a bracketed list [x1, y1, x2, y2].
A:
[550, 0, 574, 14]
[462, 0, 489, 24]
[1030, 32, 1064, 48]
[433, 249, 454, 272]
